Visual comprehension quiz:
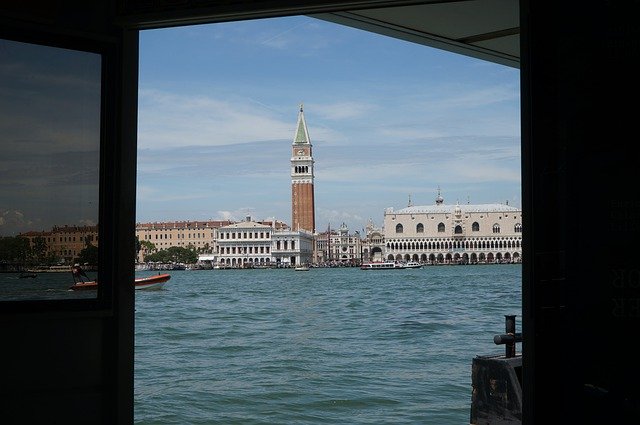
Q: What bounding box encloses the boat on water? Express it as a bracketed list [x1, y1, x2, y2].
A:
[69, 273, 171, 291]
[360, 261, 407, 270]
[360, 260, 423, 270]
[294, 265, 310, 271]
[18, 272, 37, 278]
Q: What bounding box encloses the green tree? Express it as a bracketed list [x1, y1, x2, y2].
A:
[145, 246, 197, 264]
[0, 236, 31, 264]
[31, 236, 49, 266]
[77, 244, 99, 266]
[139, 240, 156, 261]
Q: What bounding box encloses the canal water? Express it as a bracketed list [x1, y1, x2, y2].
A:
[134, 264, 522, 424]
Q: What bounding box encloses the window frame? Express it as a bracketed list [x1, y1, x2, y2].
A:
[0, 28, 122, 313]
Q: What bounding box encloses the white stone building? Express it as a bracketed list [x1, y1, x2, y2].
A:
[211, 217, 314, 268]
[271, 229, 314, 267]
[383, 191, 522, 264]
[362, 218, 385, 263]
[215, 217, 273, 268]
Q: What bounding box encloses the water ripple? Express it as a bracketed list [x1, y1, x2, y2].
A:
[134, 264, 522, 424]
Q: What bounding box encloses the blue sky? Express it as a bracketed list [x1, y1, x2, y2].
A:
[137, 15, 520, 234]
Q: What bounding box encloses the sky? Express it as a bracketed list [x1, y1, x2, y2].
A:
[1, 14, 520, 238]
[137, 16, 521, 234]
[0, 39, 101, 236]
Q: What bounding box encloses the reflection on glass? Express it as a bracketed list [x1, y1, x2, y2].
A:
[0, 39, 101, 301]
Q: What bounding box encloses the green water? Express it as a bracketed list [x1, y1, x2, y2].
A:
[134, 264, 522, 424]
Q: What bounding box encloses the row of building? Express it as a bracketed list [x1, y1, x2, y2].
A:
[137, 190, 522, 267]
[16, 190, 522, 268]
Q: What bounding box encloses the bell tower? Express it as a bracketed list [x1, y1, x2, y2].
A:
[291, 104, 315, 233]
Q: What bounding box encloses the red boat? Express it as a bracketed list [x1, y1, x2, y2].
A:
[69, 273, 171, 291]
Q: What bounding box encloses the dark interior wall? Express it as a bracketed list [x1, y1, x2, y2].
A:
[522, 1, 640, 424]
[1, 317, 106, 422]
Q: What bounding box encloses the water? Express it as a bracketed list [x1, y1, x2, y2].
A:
[0, 270, 97, 301]
[134, 264, 522, 424]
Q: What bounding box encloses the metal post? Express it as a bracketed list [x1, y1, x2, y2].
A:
[505, 314, 516, 358]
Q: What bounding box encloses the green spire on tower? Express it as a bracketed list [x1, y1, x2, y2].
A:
[293, 103, 310, 145]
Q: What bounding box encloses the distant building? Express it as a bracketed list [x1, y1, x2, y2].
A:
[20, 225, 99, 264]
[210, 216, 311, 268]
[135, 220, 232, 262]
[290, 104, 316, 233]
[215, 217, 273, 268]
[271, 228, 314, 267]
[362, 218, 385, 263]
[314, 222, 362, 265]
[383, 190, 522, 264]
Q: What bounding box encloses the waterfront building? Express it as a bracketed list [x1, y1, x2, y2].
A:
[207, 217, 312, 268]
[313, 227, 330, 265]
[20, 225, 99, 264]
[314, 222, 362, 265]
[271, 229, 314, 267]
[383, 190, 522, 264]
[362, 218, 385, 263]
[135, 220, 232, 262]
[290, 104, 316, 233]
[215, 217, 273, 268]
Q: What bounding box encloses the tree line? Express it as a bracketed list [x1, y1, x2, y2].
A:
[136, 238, 198, 264]
[0, 235, 199, 269]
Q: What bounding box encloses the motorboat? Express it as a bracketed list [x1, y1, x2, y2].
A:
[360, 261, 406, 270]
[294, 265, 310, 271]
[69, 273, 171, 291]
[404, 261, 423, 269]
[133, 273, 171, 289]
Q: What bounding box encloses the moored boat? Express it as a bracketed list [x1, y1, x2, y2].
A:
[69, 273, 171, 291]
[294, 265, 310, 271]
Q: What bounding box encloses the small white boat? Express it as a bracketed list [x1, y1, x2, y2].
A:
[360, 261, 406, 270]
[404, 261, 423, 269]
[294, 265, 310, 271]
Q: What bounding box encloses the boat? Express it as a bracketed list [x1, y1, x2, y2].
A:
[360, 260, 408, 270]
[405, 261, 423, 269]
[133, 273, 171, 289]
[18, 272, 37, 278]
[294, 265, 310, 271]
[69, 273, 171, 291]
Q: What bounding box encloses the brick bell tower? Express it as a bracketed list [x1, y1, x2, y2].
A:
[291, 104, 316, 233]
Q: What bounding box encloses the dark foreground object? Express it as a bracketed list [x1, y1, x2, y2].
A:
[470, 354, 522, 425]
[471, 314, 523, 424]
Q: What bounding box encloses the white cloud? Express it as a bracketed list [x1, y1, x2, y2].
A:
[138, 89, 294, 149]
[216, 208, 258, 222]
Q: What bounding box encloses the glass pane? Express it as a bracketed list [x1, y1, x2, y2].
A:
[0, 39, 101, 301]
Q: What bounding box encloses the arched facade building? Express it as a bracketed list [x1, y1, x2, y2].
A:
[383, 192, 522, 265]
